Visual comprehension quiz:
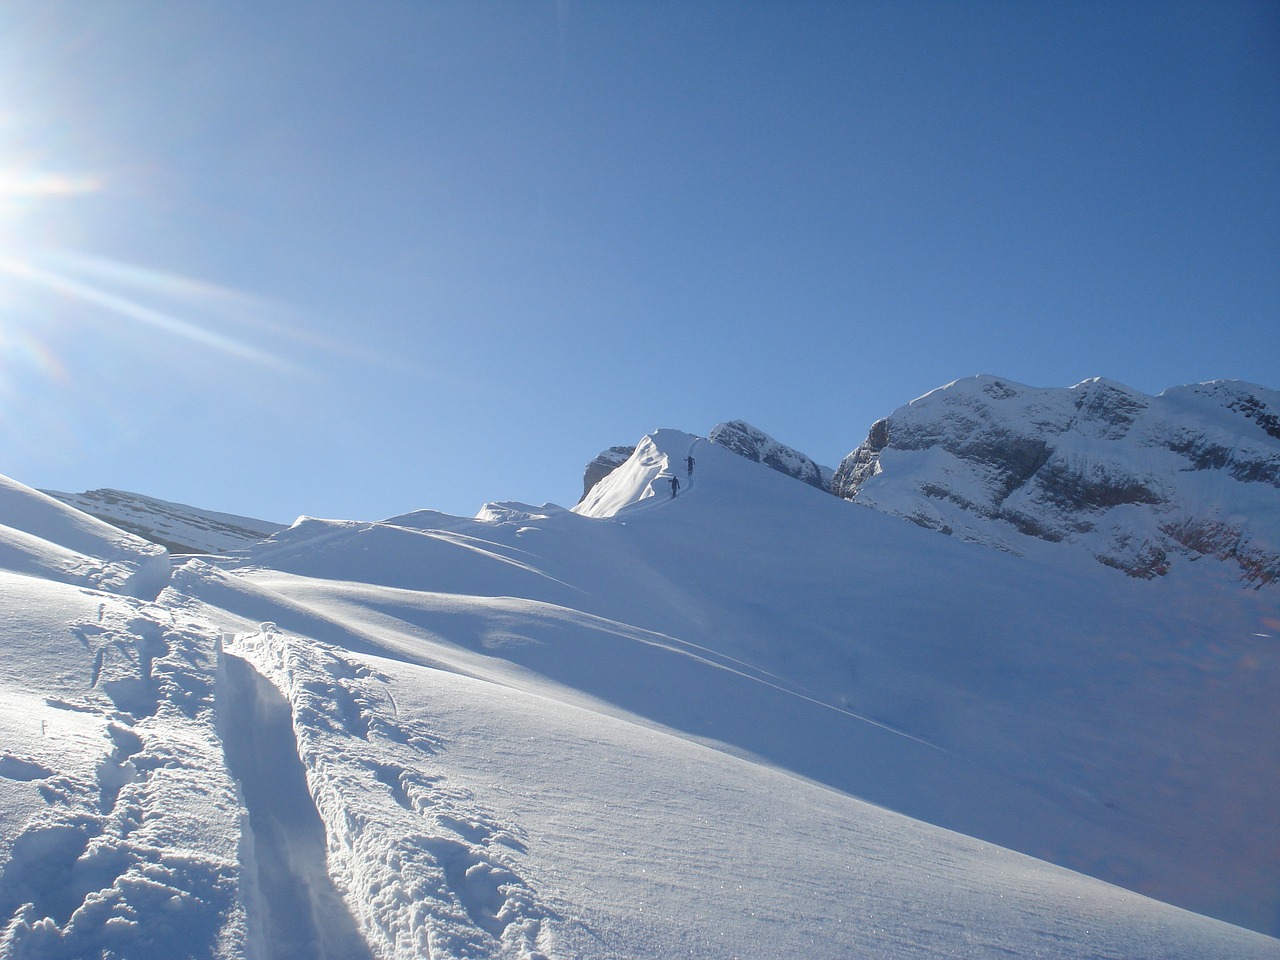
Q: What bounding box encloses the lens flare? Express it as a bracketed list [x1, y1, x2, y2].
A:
[0, 254, 295, 371]
[0, 170, 102, 198]
[20, 248, 419, 373]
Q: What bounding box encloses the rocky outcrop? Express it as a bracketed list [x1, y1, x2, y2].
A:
[709, 421, 831, 491]
[579, 446, 636, 503]
[830, 418, 890, 499]
[833, 376, 1280, 586]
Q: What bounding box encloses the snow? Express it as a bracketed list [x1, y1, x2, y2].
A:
[1, 419, 1278, 958]
[0, 474, 169, 597]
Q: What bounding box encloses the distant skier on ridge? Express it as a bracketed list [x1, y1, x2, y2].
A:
[686, 455, 695, 476]
[668, 475, 680, 498]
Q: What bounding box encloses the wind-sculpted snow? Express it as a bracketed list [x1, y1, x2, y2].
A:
[832, 376, 1280, 585]
[577, 445, 636, 503]
[573, 429, 697, 519]
[2, 446, 1280, 958]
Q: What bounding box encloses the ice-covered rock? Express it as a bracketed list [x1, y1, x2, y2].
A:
[832, 376, 1280, 585]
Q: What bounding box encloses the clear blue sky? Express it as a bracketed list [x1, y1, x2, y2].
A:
[0, 2, 1276, 523]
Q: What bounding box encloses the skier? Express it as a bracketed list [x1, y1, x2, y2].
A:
[686, 455, 695, 476]
[668, 475, 680, 498]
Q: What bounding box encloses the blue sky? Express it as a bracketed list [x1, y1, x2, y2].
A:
[0, 1, 1276, 523]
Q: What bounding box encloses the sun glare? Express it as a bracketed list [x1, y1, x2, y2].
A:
[0, 163, 103, 248]
[0, 169, 102, 199]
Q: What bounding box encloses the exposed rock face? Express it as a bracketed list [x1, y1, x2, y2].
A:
[830, 418, 889, 497]
[579, 445, 636, 503]
[833, 376, 1280, 586]
[44, 488, 285, 554]
[709, 421, 831, 491]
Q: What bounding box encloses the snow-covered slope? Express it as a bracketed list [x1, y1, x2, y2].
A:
[576, 445, 635, 503]
[0, 474, 169, 597]
[1, 425, 1278, 958]
[44, 488, 286, 555]
[832, 376, 1280, 586]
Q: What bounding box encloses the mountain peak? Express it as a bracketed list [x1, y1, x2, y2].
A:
[708, 420, 831, 491]
[832, 376, 1280, 586]
[573, 430, 700, 519]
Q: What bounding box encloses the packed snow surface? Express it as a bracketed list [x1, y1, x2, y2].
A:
[1, 426, 1277, 958]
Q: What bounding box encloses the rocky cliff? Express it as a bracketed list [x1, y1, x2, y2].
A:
[709, 420, 832, 491]
[831, 376, 1280, 586]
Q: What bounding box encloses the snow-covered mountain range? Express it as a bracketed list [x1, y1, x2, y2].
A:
[830, 376, 1280, 586]
[685, 376, 1279, 588]
[1, 375, 1277, 959]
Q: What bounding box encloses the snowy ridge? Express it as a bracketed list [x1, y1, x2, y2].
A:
[572, 429, 698, 519]
[576, 446, 636, 504]
[1, 400, 1279, 957]
[832, 375, 1280, 585]
[45, 488, 286, 555]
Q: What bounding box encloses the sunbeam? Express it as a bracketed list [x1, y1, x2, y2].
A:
[27, 248, 420, 372]
[0, 254, 296, 371]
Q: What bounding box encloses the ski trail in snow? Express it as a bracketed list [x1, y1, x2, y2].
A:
[607, 435, 701, 519]
[218, 653, 373, 960]
[681, 436, 699, 496]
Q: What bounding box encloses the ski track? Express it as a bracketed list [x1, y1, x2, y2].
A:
[217, 650, 373, 960]
[222, 626, 555, 960]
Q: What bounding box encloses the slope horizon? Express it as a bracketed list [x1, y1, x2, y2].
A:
[0, 418, 1276, 956]
[2, 3, 1275, 527]
[36, 371, 1280, 529]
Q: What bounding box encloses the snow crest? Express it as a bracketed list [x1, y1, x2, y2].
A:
[572, 430, 697, 519]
